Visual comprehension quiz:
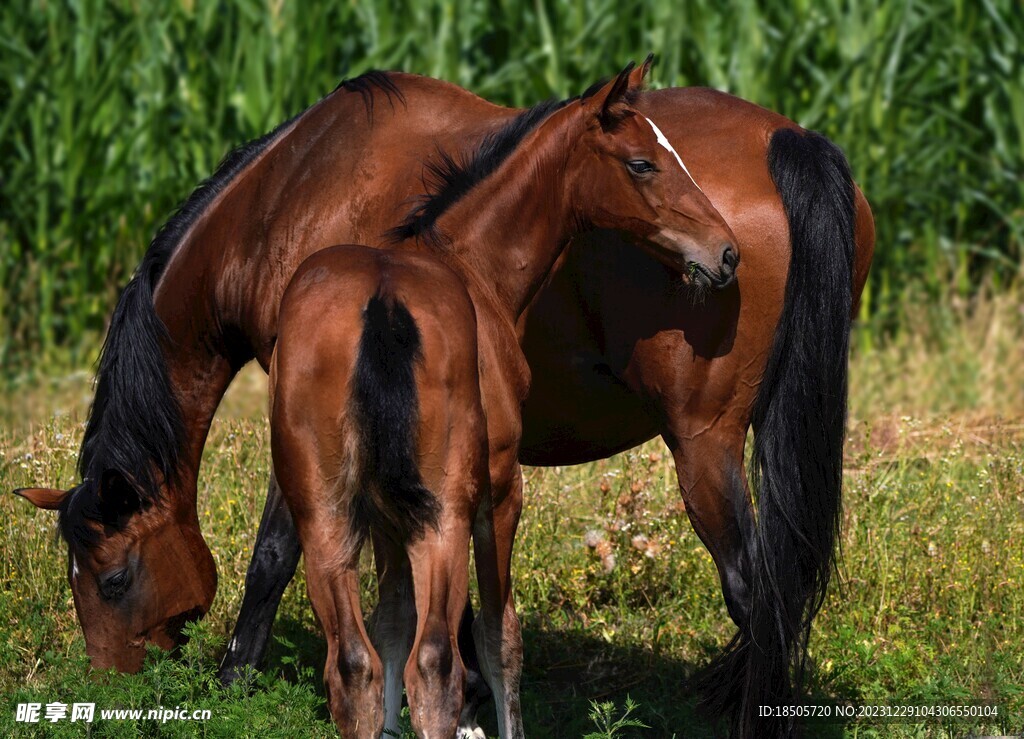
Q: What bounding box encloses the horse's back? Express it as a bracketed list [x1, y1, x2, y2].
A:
[181, 74, 514, 363]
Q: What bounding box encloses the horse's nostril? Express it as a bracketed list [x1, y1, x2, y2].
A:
[722, 244, 739, 271]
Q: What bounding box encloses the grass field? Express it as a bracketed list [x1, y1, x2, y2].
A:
[1, 295, 1021, 736]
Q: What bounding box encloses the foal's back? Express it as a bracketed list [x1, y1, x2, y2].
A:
[271, 244, 488, 738]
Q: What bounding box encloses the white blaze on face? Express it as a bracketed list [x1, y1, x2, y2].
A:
[71, 555, 79, 581]
[642, 116, 705, 195]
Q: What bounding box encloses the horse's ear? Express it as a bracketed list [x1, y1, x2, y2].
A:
[14, 487, 69, 510]
[630, 53, 654, 88]
[97, 469, 145, 521]
[587, 61, 638, 129]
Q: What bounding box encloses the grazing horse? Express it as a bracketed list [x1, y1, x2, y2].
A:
[271, 63, 737, 737]
[16, 60, 873, 736]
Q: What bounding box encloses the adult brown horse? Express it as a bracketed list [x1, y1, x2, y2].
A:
[272, 66, 737, 737]
[16, 61, 873, 736]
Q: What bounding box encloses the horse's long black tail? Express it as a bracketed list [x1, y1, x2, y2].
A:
[349, 293, 439, 545]
[697, 127, 855, 737]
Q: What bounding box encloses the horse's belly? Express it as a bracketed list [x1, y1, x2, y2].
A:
[518, 354, 658, 466]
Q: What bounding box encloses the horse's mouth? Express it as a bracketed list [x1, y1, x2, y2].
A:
[687, 262, 734, 290]
[126, 606, 206, 651]
[163, 607, 207, 643]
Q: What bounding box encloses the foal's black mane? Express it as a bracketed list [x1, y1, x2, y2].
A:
[389, 97, 573, 244]
[62, 70, 398, 548]
[386, 97, 568, 246]
[387, 78, 637, 247]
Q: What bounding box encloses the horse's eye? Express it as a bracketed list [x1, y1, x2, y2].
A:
[99, 568, 132, 600]
[627, 159, 655, 175]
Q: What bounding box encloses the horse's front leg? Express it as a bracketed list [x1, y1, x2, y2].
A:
[455, 600, 492, 738]
[219, 467, 302, 684]
[367, 533, 416, 738]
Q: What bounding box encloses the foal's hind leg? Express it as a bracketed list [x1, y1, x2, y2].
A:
[403, 496, 473, 738]
[302, 531, 384, 738]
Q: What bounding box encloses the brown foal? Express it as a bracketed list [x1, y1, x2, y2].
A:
[274, 253, 485, 738]
[270, 59, 737, 738]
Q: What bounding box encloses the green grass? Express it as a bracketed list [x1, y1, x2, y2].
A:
[1, 297, 1022, 736]
[1, 0, 1022, 370]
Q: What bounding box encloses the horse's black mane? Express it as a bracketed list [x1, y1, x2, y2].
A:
[386, 78, 634, 247]
[62, 70, 398, 548]
[338, 70, 406, 120]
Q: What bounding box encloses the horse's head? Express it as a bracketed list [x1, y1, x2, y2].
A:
[567, 57, 739, 289]
[16, 470, 216, 672]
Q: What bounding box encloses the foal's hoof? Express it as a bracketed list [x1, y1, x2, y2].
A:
[456, 724, 487, 739]
[457, 667, 492, 739]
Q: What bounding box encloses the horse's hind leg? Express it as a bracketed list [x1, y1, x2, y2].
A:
[403, 490, 473, 738]
[663, 421, 755, 628]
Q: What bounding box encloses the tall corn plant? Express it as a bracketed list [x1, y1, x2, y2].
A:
[1, 0, 1021, 371]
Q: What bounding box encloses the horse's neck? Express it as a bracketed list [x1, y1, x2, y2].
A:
[437, 123, 576, 322]
[149, 262, 243, 501]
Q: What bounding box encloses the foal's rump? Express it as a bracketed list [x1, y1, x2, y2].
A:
[272, 244, 486, 545]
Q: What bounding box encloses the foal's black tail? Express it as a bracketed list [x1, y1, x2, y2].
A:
[349, 293, 439, 545]
[697, 127, 855, 737]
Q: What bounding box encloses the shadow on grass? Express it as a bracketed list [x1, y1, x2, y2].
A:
[517, 626, 852, 738]
[254, 616, 858, 738]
